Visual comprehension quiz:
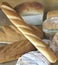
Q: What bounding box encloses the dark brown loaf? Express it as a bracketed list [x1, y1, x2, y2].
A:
[1, 2, 57, 63]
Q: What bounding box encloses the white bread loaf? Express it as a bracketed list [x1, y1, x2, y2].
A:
[15, 1, 44, 25]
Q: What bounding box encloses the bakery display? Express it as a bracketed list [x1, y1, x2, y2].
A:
[47, 10, 58, 19]
[15, 1, 44, 25]
[1, 2, 57, 63]
[0, 1, 58, 65]
[16, 51, 51, 65]
[43, 17, 58, 37]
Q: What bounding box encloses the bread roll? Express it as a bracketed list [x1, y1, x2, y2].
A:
[43, 17, 58, 37]
[16, 51, 51, 65]
[1, 2, 57, 63]
[15, 1, 44, 25]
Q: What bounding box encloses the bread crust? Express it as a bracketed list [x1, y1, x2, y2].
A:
[15, 1, 44, 15]
[47, 10, 58, 19]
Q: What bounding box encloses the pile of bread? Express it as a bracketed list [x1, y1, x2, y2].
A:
[0, 1, 58, 65]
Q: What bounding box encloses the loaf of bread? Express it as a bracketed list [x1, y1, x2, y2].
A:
[0, 9, 43, 43]
[0, 25, 23, 43]
[1, 2, 57, 63]
[0, 40, 36, 63]
[16, 51, 51, 65]
[43, 17, 58, 38]
[15, 1, 44, 25]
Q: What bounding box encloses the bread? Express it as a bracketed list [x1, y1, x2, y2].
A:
[47, 10, 58, 19]
[0, 40, 36, 63]
[1, 2, 57, 63]
[43, 17, 58, 38]
[16, 51, 51, 65]
[0, 9, 43, 43]
[15, 1, 44, 25]
[50, 32, 58, 59]
[0, 25, 23, 43]
[0, 25, 43, 44]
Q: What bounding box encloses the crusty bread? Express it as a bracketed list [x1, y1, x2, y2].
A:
[15, 1, 44, 15]
[15, 1, 44, 25]
[0, 26, 23, 43]
[0, 9, 43, 43]
[47, 10, 58, 19]
[43, 17, 58, 37]
[11, 25, 43, 39]
[0, 40, 36, 63]
[1, 2, 57, 63]
[0, 25, 43, 44]
[0, 9, 43, 44]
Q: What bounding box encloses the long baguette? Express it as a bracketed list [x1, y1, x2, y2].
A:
[1, 2, 57, 63]
[0, 25, 43, 43]
[0, 8, 43, 43]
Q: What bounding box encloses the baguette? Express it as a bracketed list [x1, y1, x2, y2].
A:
[1, 2, 57, 63]
[0, 9, 43, 43]
[0, 25, 43, 43]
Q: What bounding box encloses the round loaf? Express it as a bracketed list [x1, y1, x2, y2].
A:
[16, 51, 51, 65]
[43, 17, 58, 36]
